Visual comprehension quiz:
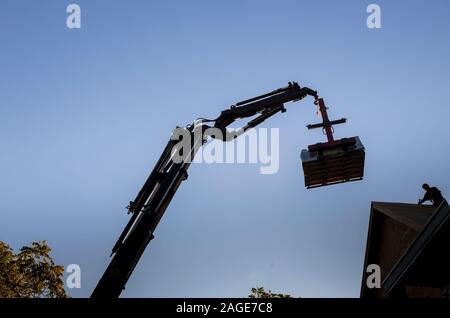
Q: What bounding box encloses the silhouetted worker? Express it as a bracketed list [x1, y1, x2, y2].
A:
[418, 183, 445, 207]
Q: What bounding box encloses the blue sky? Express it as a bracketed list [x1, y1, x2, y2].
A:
[0, 0, 449, 297]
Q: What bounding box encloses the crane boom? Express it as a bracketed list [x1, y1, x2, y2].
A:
[91, 82, 364, 298]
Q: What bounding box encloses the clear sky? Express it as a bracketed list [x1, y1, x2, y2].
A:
[1, 0, 449, 298]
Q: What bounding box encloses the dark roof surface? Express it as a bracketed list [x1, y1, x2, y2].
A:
[371, 202, 436, 231]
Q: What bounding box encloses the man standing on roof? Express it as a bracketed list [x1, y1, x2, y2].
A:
[418, 183, 445, 207]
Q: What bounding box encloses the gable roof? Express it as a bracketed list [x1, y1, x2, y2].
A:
[360, 202, 437, 297]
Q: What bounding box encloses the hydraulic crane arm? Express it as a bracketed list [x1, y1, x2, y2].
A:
[213, 82, 317, 138]
[91, 82, 358, 298]
[91, 125, 203, 299]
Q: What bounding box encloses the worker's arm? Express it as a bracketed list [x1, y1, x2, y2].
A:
[418, 191, 431, 204]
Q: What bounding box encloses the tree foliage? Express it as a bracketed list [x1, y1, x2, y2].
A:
[0, 240, 67, 298]
[248, 287, 293, 298]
